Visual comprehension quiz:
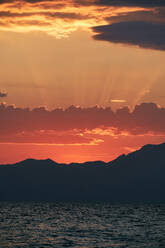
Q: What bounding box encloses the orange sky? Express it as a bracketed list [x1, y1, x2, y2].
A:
[0, 0, 165, 163]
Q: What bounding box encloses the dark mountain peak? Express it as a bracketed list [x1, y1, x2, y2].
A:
[44, 158, 56, 164]
[13, 158, 57, 167]
[107, 141, 165, 170]
[15, 158, 37, 165]
[140, 142, 165, 151]
[126, 142, 165, 159]
[141, 144, 157, 150]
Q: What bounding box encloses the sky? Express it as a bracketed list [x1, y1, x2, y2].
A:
[0, 0, 165, 164]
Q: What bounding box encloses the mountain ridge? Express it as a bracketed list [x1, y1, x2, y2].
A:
[0, 142, 165, 202]
[3, 141, 165, 167]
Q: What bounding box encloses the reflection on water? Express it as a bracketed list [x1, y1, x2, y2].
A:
[0, 203, 165, 248]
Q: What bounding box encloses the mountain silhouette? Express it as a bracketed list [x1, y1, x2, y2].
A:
[0, 142, 165, 202]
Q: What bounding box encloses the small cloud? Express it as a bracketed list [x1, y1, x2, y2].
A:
[111, 99, 127, 103]
[0, 90, 7, 98]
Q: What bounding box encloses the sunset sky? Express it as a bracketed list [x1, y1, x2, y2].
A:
[0, 0, 165, 164]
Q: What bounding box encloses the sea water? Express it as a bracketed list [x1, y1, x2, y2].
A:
[0, 203, 165, 248]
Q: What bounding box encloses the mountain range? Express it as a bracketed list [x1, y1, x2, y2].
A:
[0, 142, 165, 202]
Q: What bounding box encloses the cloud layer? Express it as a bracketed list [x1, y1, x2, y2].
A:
[1, 0, 165, 7]
[0, 102, 165, 145]
[0, 0, 165, 51]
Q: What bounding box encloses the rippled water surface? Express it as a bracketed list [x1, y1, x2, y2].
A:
[0, 203, 165, 248]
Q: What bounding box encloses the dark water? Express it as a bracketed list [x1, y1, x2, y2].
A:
[0, 203, 165, 248]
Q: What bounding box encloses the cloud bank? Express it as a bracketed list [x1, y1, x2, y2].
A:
[0, 102, 165, 145]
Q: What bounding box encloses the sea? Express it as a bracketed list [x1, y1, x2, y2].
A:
[0, 203, 165, 248]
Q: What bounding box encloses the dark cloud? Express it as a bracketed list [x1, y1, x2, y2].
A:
[0, 10, 89, 20]
[0, 11, 36, 18]
[43, 11, 90, 20]
[0, 0, 10, 3]
[92, 21, 165, 51]
[106, 8, 165, 24]
[93, 0, 165, 7]
[0, 91, 7, 98]
[1, 102, 165, 144]
[1, 0, 164, 7]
